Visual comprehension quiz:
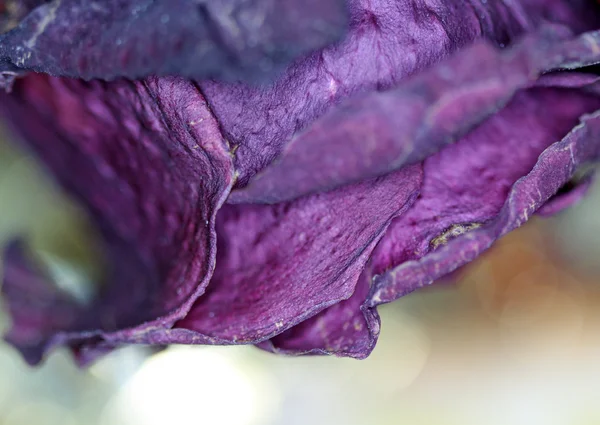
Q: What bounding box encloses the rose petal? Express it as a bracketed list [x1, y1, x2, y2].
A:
[536, 172, 595, 216]
[144, 165, 421, 347]
[252, 83, 600, 357]
[0, 74, 234, 364]
[228, 25, 600, 204]
[0, 0, 347, 83]
[200, 0, 600, 198]
[3, 1, 600, 366]
[259, 270, 380, 359]
[2, 241, 85, 364]
[367, 87, 600, 308]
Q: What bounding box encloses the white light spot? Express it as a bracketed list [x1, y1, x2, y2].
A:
[100, 347, 279, 425]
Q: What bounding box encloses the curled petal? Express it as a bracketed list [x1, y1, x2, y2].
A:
[3, 0, 600, 365]
[366, 87, 600, 308]
[0, 0, 347, 83]
[259, 271, 380, 359]
[229, 26, 600, 204]
[535, 171, 595, 216]
[145, 165, 421, 348]
[2, 241, 85, 364]
[201, 0, 600, 199]
[0, 75, 234, 364]
[255, 83, 600, 356]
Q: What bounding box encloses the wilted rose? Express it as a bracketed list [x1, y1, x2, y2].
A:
[2, 0, 600, 366]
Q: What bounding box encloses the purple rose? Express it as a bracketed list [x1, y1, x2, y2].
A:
[2, 0, 600, 366]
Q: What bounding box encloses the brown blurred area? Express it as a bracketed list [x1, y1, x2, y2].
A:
[1, 133, 600, 425]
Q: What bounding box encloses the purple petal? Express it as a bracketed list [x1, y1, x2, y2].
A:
[536, 172, 595, 216]
[366, 86, 600, 307]
[0, 74, 234, 364]
[0, 0, 347, 82]
[251, 83, 600, 357]
[200, 0, 600, 199]
[228, 25, 600, 204]
[259, 270, 380, 359]
[158, 165, 421, 347]
[2, 241, 85, 365]
[2, 1, 600, 366]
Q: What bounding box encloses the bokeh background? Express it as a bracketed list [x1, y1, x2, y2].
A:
[1, 129, 600, 425]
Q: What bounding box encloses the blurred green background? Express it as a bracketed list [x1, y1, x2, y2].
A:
[2, 131, 600, 425]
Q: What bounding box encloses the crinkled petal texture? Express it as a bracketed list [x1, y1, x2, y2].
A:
[1, 74, 422, 362]
[170, 164, 421, 347]
[2, 0, 600, 365]
[0, 0, 348, 83]
[207, 0, 600, 194]
[260, 83, 600, 357]
[0, 75, 235, 364]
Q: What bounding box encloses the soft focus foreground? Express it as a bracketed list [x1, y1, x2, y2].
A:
[2, 130, 600, 425]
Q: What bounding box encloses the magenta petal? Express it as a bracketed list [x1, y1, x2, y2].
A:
[256, 84, 600, 357]
[227, 25, 600, 204]
[0, 75, 234, 364]
[366, 87, 600, 307]
[2, 1, 600, 367]
[536, 172, 595, 216]
[0, 0, 347, 83]
[259, 270, 380, 359]
[203, 0, 600, 200]
[159, 165, 422, 346]
[1, 241, 85, 365]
